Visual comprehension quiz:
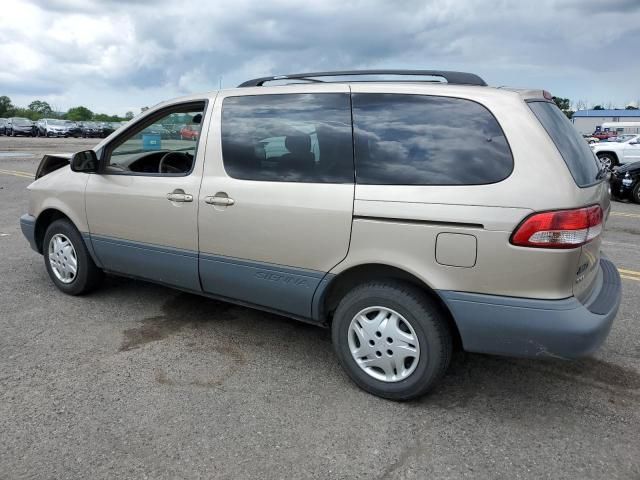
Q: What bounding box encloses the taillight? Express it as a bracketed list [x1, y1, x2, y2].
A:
[510, 205, 603, 249]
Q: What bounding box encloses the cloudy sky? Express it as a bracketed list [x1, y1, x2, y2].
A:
[1, 0, 639, 115]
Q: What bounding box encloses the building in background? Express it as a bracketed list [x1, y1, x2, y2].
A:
[572, 110, 640, 135]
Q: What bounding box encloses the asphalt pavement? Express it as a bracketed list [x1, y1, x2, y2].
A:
[1, 137, 639, 479]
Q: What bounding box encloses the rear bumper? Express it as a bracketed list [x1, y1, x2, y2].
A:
[20, 214, 39, 253]
[440, 258, 621, 359]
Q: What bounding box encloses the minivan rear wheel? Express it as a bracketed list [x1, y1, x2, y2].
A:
[43, 219, 103, 295]
[331, 281, 452, 400]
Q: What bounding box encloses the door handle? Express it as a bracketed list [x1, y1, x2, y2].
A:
[167, 190, 193, 202]
[204, 194, 235, 206]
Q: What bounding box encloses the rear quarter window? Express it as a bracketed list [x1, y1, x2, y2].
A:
[528, 101, 600, 187]
[351, 93, 513, 185]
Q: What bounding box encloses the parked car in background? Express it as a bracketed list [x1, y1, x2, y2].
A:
[163, 123, 182, 139]
[79, 122, 103, 138]
[20, 69, 620, 400]
[592, 131, 618, 141]
[6, 117, 34, 137]
[35, 118, 70, 137]
[610, 161, 640, 203]
[64, 121, 82, 138]
[180, 124, 200, 140]
[583, 134, 599, 144]
[591, 134, 640, 168]
[99, 122, 115, 138]
[0, 118, 7, 135]
[141, 124, 172, 139]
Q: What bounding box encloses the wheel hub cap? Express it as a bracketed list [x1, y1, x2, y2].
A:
[48, 234, 78, 284]
[347, 306, 420, 382]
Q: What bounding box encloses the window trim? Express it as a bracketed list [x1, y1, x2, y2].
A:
[219, 93, 355, 184]
[99, 99, 208, 178]
[351, 92, 514, 186]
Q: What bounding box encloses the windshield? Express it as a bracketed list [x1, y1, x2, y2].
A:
[13, 118, 31, 126]
[528, 101, 600, 187]
[48, 119, 65, 126]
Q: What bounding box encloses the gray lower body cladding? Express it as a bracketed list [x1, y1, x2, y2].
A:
[440, 258, 620, 359]
[20, 215, 620, 359]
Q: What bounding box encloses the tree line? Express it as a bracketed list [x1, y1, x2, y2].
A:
[552, 97, 639, 119]
[0, 96, 135, 123]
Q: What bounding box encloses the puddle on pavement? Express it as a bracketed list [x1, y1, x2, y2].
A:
[119, 292, 237, 352]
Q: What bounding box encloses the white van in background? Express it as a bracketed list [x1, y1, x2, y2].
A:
[601, 122, 640, 135]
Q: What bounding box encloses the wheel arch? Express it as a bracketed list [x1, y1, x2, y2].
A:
[34, 209, 75, 253]
[596, 150, 619, 164]
[319, 263, 462, 348]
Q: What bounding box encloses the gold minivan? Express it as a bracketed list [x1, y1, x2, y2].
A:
[20, 70, 621, 400]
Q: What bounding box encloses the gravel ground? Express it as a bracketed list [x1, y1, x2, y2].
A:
[1, 137, 639, 479]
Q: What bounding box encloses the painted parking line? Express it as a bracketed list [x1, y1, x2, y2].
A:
[0, 168, 34, 179]
[620, 274, 640, 282]
[619, 268, 640, 282]
[0, 168, 33, 176]
[618, 268, 640, 276]
[610, 212, 640, 219]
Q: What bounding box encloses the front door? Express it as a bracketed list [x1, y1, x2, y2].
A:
[85, 100, 211, 291]
[197, 89, 355, 318]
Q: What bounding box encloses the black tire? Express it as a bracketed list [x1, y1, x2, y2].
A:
[597, 153, 617, 169]
[632, 183, 640, 204]
[331, 281, 452, 400]
[43, 219, 103, 295]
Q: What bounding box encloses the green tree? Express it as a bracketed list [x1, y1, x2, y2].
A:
[593, 105, 604, 110]
[552, 97, 570, 111]
[625, 105, 639, 110]
[0, 95, 14, 117]
[125, 111, 134, 120]
[553, 97, 574, 119]
[12, 107, 40, 121]
[65, 106, 93, 121]
[28, 100, 53, 116]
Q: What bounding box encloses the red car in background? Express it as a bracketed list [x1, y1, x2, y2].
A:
[592, 130, 617, 140]
[180, 124, 200, 140]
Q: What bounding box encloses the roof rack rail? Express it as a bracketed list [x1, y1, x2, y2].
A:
[238, 70, 487, 87]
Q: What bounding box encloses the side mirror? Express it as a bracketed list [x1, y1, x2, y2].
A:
[70, 150, 99, 173]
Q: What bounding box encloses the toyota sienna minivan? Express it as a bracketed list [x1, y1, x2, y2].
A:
[20, 70, 621, 400]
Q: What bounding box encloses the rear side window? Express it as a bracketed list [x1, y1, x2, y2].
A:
[528, 101, 600, 187]
[221, 94, 353, 183]
[351, 94, 513, 185]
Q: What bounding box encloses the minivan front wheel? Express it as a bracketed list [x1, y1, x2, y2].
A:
[332, 281, 452, 400]
[43, 219, 103, 295]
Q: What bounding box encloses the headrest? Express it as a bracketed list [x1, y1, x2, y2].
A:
[192, 113, 202, 124]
